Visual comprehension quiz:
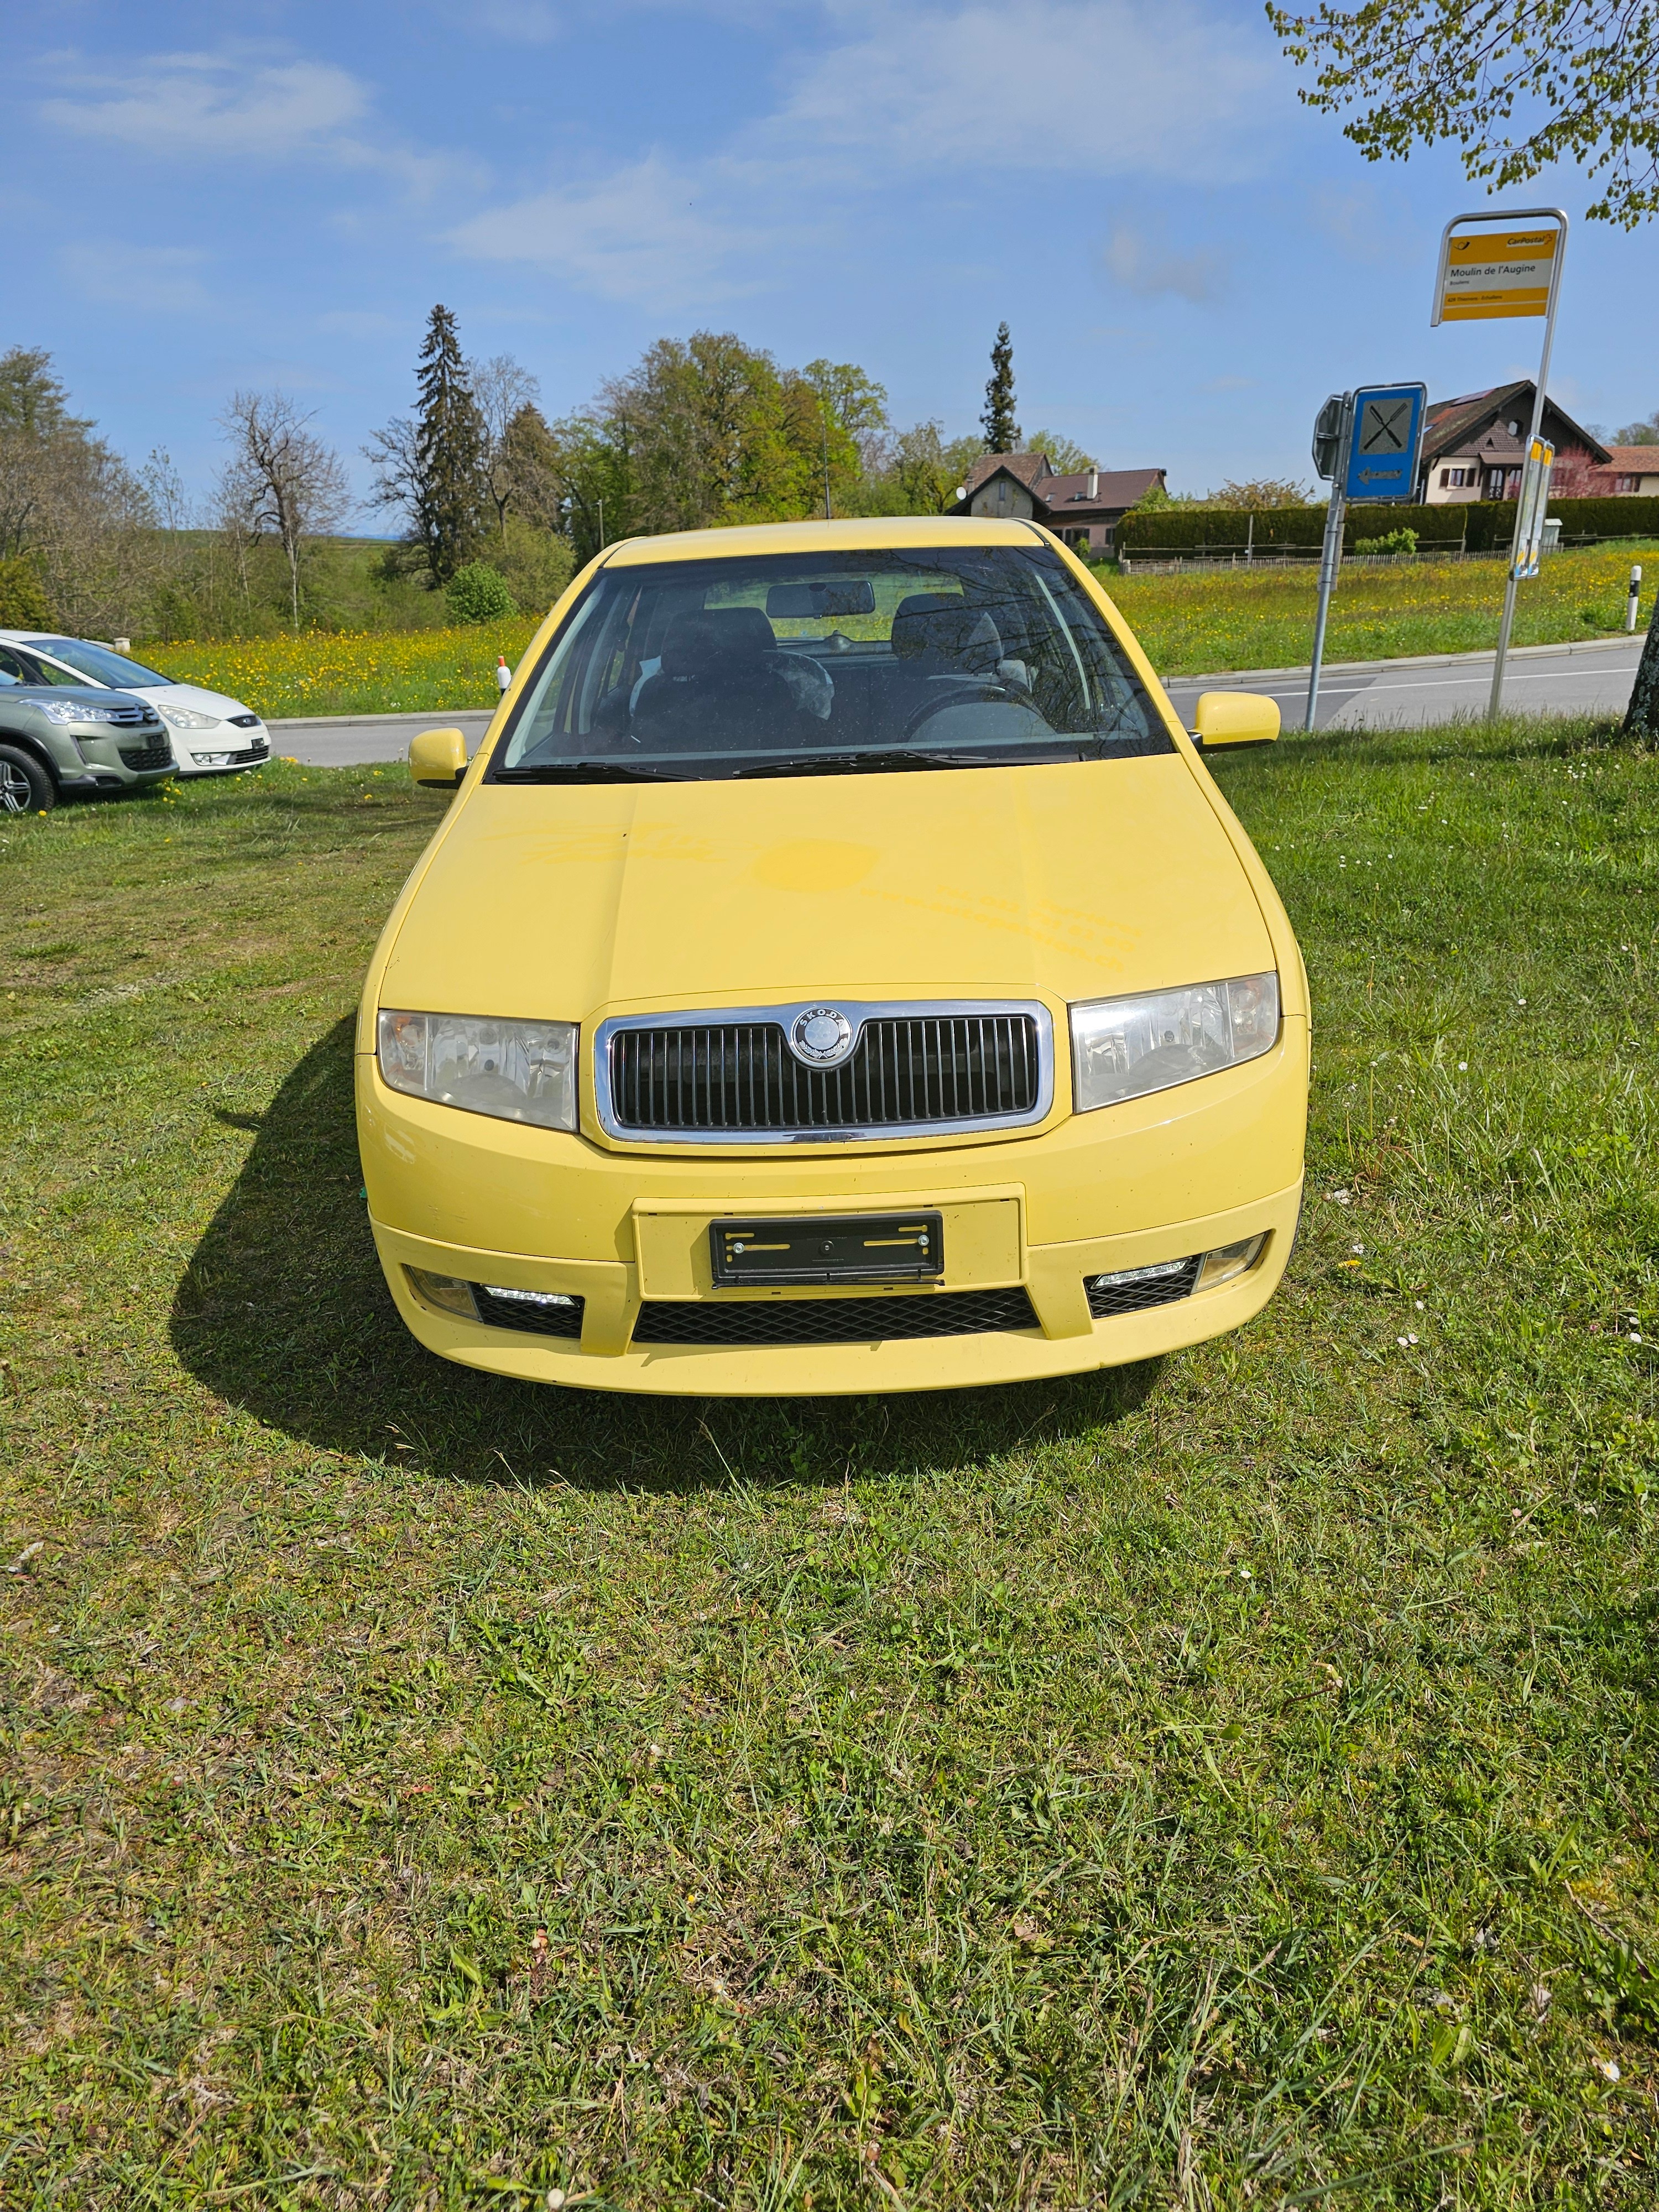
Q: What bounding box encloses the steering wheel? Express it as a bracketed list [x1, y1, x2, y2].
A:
[900, 680, 1010, 742]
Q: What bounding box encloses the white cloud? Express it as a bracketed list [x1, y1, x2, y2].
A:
[1101, 218, 1224, 302]
[771, 0, 1280, 181]
[40, 53, 465, 196]
[63, 240, 212, 311]
[448, 0, 1282, 308]
[446, 155, 782, 306]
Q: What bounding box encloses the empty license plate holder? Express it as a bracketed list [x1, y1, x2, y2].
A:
[709, 1212, 945, 1287]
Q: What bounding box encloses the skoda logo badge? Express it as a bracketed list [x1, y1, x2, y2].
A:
[790, 1006, 855, 1068]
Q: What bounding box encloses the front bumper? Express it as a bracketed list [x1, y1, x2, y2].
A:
[169, 726, 270, 775]
[358, 1017, 1308, 1395]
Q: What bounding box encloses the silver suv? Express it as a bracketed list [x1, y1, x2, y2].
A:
[0, 645, 174, 812]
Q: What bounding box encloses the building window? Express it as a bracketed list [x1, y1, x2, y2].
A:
[1614, 474, 1636, 493]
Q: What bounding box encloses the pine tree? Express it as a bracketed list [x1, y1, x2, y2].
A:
[980, 322, 1020, 453]
[412, 305, 488, 583]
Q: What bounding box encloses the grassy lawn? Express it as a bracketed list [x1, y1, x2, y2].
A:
[1106, 542, 1658, 680]
[3, 718, 1658, 2208]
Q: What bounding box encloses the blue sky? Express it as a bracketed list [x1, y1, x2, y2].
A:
[11, 0, 1656, 510]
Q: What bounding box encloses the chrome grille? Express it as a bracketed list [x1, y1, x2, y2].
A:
[606, 1009, 1044, 1137]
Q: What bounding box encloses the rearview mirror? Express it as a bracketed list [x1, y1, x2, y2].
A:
[765, 580, 877, 619]
[1192, 691, 1280, 749]
[410, 727, 468, 788]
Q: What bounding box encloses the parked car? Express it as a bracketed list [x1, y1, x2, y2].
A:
[0, 633, 270, 777]
[0, 652, 175, 811]
[358, 516, 1307, 1397]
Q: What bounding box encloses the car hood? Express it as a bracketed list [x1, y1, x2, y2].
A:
[379, 755, 1276, 1021]
[148, 682, 263, 720]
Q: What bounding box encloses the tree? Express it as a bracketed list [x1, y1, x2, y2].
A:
[366, 305, 489, 585]
[0, 346, 154, 635]
[220, 392, 352, 633]
[1615, 409, 1659, 445]
[980, 322, 1019, 452]
[1267, 2, 1659, 228]
[498, 403, 564, 531]
[1024, 430, 1095, 473]
[1203, 476, 1316, 509]
[801, 359, 891, 508]
[468, 353, 542, 534]
[1625, 608, 1659, 739]
[446, 562, 517, 624]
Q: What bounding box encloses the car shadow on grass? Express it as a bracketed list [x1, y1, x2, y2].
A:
[171, 1020, 1163, 1494]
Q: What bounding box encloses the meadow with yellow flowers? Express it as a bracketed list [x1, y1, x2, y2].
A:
[134, 542, 1656, 719]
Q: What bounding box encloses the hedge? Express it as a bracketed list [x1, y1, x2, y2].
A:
[1115, 495, 1659, 560]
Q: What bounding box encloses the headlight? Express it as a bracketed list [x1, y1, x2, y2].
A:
[38, 701, 129, 726]
[377, 1009, 578, 1131]
[1070, 972, 1279, 1112]
[159, 706, 221, 730]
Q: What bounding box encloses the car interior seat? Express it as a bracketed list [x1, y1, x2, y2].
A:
[632, 607, 804, 753]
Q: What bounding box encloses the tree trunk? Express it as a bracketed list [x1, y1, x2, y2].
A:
[1625, 606, 1659, 740]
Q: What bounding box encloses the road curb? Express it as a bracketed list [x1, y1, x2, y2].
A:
[266, 708, 497, 731]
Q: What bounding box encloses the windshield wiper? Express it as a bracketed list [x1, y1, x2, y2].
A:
[493, 760, 688, 783]
[730, 749, 997, 779]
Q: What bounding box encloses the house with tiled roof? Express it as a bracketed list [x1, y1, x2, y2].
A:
[951, 452, 1167, 554]
[1417, 383, 1611, 502]
[1596, 445, 1659, 496]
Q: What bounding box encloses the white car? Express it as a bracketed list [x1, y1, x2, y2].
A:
[0, 633, 270, 777]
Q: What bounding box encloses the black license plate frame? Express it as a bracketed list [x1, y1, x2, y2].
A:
[709, 1212, 945, 1287]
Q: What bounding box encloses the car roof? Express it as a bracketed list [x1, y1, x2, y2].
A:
[599, 515, 1046, 568]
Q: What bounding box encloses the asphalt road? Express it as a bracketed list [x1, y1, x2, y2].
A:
[1161, 634, 1645, 733]
[267, 636, 1647, 765]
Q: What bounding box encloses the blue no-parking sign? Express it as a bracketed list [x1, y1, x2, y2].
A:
[1342, 383, 1427, 503]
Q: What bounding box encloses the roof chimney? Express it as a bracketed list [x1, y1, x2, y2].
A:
[1087, 466, 1098, 500]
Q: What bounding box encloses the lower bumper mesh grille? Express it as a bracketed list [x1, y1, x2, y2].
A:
[632, 1286, 1039, 1348]
[119, 735, 174, 769]
[1084, 1256, 1201, 1319]
[471, 1286, 585, 1338]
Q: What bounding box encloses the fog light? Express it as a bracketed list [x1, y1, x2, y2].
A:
[1194, 1235, 1266, 1292]
[405, 1267, 478, 1319]
[482, 1285, 578, 1309]
[1087, 1257, 1190, 1290]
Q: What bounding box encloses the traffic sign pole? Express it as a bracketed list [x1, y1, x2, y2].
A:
[1431, 207, 1568, 718]
[1304, 383, 1424, 732]
[1305, 395, 1351, 733]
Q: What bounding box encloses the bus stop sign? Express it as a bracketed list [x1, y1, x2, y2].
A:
[1343, 383, 1426, 503]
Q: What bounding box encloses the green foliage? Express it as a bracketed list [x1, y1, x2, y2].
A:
[414, 307, 489, 583]
[1024, 429, 1095, 473]
[1267, 0, 1659, 227]
[1119, 496, 1659, 559]
[1626, 611, 1659, 738]
[980, 320, 1019, 452]
[0, 554, 50, 627]
[444, 561, 518, 625]
[1354, 528, 1420, 555]
[1205, 476, 1317, 509]
[489, 518, 574, 617]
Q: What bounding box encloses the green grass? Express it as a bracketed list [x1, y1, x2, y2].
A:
[3, 721, 1658, 2207]
[1103, 541, 1659, 677]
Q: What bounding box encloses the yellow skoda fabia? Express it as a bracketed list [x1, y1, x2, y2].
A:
[357, 517, 1307, 1395]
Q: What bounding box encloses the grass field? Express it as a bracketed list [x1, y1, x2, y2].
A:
[137, 544, 1659, 723]
[3, 717, 1658, 2208]
[1108, 542, 1659, 679]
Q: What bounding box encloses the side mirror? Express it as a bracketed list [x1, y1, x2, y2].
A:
[1192, 691, 1280, 749]
[410, 727, 468, 789]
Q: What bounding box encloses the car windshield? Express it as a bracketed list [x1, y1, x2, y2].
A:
[492, 545, 1168, 781]
[28, 638, 171, 688]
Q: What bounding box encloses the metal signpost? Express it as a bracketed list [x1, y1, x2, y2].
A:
[1510, 438, 1556, 580]
[1431, 208, 1568, 716]
[1305, 383, 1426, 732]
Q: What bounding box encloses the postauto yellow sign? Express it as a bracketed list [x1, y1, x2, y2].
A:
[1438, 227, 1559, 321]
